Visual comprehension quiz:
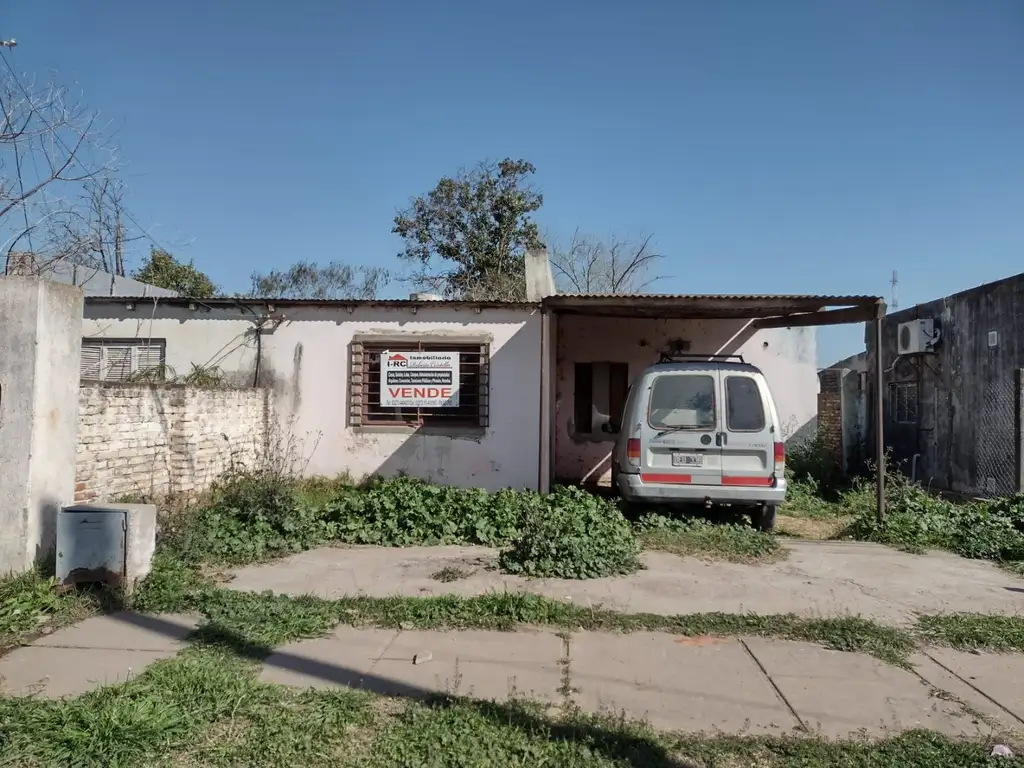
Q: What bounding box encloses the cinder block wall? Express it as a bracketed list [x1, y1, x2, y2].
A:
[75, 385, 271, 503]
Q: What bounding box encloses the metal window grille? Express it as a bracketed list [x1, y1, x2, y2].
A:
[80, 339, 167, 382]
[887, 381, 918, 424]
[349, 341, 490, 429]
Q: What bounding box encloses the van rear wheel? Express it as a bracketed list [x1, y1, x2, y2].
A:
[752, 505, 777, 533]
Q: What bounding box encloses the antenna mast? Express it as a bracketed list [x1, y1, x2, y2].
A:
[890, 269, 899, 311]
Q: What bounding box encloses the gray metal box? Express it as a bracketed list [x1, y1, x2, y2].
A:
[56, 506, 127, 590]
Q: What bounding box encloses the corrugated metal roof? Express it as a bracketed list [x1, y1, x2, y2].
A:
[83, 295, 537, 308]
[543, 292, 884, 322]
[84, 292, 880, 305]
[548, 292, 880, 302]
[83, 292, 884, 323]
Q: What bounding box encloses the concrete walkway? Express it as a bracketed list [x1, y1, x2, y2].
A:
[225, 540, 1024, 625]
[4, 612, 1024, 738]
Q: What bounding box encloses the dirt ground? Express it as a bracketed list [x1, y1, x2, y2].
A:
[226, 539, 1024, 626]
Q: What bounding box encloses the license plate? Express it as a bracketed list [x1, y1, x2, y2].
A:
[672, 452, 703, 467]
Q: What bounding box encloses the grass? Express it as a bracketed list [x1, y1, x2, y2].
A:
[775, 512, 853, 540]
[0, 567, 120, 652]
[431, 566, 475, 582]
[634, 514, 783, 564]
[916, 614, 1024, 653]
[0, 644, 1013, 767]
[128, 558, 916, 666]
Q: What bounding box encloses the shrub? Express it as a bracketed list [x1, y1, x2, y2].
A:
[179, 468, 337, 564]
[177, 472, 537, 564]
[848, 470, 1024, 563]
[499, 487, 642, 579]
[785, 435, 843, 497]
[325, 476, 527, 548]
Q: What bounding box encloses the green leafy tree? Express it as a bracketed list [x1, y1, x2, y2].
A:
[132, 247, 216, 297]
[249, 260, 388, 299]
[392, 158, 543, 300]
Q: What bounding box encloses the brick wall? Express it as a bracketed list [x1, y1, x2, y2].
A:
[75, 384, 271, 503]
[817, 368, 844, 467]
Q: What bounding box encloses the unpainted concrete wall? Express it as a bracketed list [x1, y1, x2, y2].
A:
[553, 315, 817, 484]
[82, 304, 543, 491]
[75, 384, 271, 502]
[0, 277, 83, 571]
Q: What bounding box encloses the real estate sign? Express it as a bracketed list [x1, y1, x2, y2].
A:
[381, 351, 460, 408]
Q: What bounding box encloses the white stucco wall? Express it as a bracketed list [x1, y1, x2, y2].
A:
[552, 315, 817, 484]
[83, 303, 543, 491]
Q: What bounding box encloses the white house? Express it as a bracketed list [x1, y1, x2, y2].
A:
[79, 288, 881, 492]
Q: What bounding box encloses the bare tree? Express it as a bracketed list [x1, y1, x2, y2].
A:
[0, 59, 118, 275]
[250, 261, 389, 299]
[548, 230, 665, 294]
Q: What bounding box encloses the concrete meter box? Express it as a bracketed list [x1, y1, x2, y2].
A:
[56, 503, 157, 593]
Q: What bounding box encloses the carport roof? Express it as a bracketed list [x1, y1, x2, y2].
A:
[541, 293, 885, 325]
[83, 292, 885, 325]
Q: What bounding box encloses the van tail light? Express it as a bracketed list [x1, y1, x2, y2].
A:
[626, 438, 641, 468]
[774, 441, 785, 474]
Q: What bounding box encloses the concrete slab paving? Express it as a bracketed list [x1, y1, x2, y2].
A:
[923, 647, 1024, 726]
[0, 646, 171, 698]
[259, 627, 399, 690]
[569, 632, 798, 734]
[743, 637, 988, 738]
[32, 612, 200, 651]
[225, 540, 1024, 625]
[373, 628, 564, 702]
[910, 651, 1024, 733]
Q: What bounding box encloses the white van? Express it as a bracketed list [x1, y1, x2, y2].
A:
[609, 355, 786, 531]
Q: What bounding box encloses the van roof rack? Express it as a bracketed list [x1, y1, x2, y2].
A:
[656, 353, 747, 364]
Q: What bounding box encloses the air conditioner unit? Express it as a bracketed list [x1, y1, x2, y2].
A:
[897, 319, 939, 355]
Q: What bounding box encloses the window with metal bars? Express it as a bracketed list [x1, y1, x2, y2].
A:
[80, 338, 167, 382]
[887, 381, 918, 424]
[349, 340, 490, 429]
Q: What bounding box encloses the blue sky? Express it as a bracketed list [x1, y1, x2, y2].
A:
[7, 0, 1023, 365]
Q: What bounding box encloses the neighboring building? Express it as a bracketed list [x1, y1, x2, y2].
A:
[80, 291, 862, 492]
[823, 351, 867, 373]
[866, 272, 1024, 497]
[4, 255, 177, 298]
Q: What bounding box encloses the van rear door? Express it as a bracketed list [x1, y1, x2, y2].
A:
[720, 372, 775, 488]
[641, 368, 722, 486]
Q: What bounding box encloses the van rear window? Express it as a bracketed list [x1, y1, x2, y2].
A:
[726, 376, 766, 431]
[648, 374, 715, 429]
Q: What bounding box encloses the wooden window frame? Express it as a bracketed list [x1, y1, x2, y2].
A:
[349, 337, 490, 434]
[572, 361, 629, 442]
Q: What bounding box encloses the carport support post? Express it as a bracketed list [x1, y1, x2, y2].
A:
[873, 312, 886, 524]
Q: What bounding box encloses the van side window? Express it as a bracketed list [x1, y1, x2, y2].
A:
[648, 374, 716, 430]
[726, 376, 766, 431]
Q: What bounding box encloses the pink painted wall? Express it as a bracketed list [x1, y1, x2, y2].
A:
[553, 315, 817, 484]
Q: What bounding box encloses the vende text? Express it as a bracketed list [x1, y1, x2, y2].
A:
[389, 387, 452, 399]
